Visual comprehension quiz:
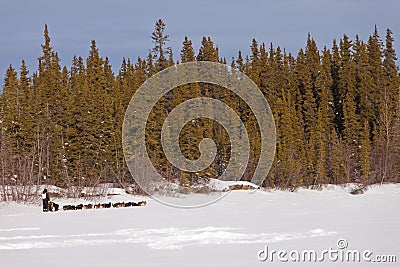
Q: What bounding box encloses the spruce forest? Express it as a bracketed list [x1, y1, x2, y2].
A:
[1, 20, 399, 198]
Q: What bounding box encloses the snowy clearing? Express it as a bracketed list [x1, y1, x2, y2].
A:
[0, 184, 399, 266]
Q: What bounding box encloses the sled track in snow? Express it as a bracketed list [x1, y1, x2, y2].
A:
[0, 227, 337, 250]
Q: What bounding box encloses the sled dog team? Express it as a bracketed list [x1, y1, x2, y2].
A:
[62, 201, 147, 211]
[42, 188, 146, 212]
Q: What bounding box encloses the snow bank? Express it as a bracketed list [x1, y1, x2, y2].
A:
[207, 178, 259, 191]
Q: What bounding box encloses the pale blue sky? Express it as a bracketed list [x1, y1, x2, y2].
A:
[0, 0, 399, 82]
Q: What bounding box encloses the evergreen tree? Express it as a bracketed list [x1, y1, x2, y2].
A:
[151, 19, 170, 71]
[248, 38, 260, 86]
[296, 35, 321, 184]
[354, 36, 375, 124]
[331, 39, 342, 134]
[338, 35, 359, 181]
[1, 66, 19, 180]
[367, 26, 384, 120]
[236, 51, 245, 72]
[197, 37, 219, 62]
[180, 36, 195, 63]
[315, 47, 335, 185]
[375, 28, 399, 183]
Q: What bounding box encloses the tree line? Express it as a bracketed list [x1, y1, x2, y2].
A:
[1, 19, 399, 199]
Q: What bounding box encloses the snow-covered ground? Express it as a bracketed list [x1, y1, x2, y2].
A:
[0, 184, 399, 266]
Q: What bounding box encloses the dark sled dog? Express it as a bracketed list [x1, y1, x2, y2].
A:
[63, 205, 76, 211]
[48, 201, 59, 211]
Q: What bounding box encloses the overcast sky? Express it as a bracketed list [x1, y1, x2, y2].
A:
[0, 0, 399, 82]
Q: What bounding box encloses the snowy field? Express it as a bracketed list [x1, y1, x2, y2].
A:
[0, 184, 399, 266]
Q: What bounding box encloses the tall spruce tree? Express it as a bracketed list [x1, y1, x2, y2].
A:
[151, 19, 170, 71]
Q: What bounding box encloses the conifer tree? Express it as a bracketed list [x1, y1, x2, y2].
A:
[375, 28, 399, 183]
[338, 35, 360, 181]
[296, 35, 321, 184]
[1, 66, 19, 180]
[315, 47, 334, 185]
[151, 19, 170, 71]
[180, 36, 195, 63]
[331, 39, 342, 134]
[367, 26, 384, 119]
[354, 36, 375, 124]
[340, 35, 360, 144]
[248, 38, 260, 86]
[236, 51, 245, 72]
[197, 37, 219, 62]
